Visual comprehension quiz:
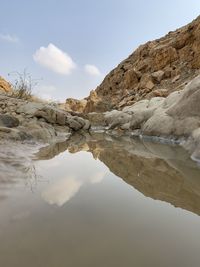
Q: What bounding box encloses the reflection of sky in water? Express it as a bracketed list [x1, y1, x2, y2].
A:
[42, 177, 82, 206]
[2, 140, 200, 267]
[37, 151, 107, 206]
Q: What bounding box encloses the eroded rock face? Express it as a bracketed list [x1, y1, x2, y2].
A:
[65, 15, 200, 113]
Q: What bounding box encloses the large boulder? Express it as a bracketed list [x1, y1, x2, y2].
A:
[167, 76, 200, 117]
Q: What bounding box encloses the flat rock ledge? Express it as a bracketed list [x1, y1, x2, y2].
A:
[89, 75, 200, 162]
[0, 96, 90, 143]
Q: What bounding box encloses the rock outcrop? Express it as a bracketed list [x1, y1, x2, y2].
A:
[65, 15, 200, 113]
[0, 77, 12, 93]
[103, 75, 200, 135]
[0, 94, 90, 143]
[84, 75, 199, 160]
[62, 98, 87, 113]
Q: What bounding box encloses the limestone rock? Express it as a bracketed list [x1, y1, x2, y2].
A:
[167, 75, 200, 118]
[142, 112, 174, 136]
[102, 75, 200, 144]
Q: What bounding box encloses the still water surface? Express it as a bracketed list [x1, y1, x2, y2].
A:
[1, 133, 200, 267]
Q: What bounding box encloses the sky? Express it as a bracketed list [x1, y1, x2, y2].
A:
[0, 0, 200, 101]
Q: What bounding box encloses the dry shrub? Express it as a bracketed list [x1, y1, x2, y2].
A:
[8, 70, 37, 100]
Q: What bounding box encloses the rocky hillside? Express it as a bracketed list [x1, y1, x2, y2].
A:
[65, 15, 200, 113]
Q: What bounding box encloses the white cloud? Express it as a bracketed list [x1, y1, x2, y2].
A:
[33, 43, 76, 75]
[84, 64, 101, 76]
[0, 33, 19, 43]
[88, 171, 106, 184]
[42, 177, 82, 207]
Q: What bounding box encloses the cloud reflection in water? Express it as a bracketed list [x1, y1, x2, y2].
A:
[42, 171, 106, 207]
[42, 177, 82, 207]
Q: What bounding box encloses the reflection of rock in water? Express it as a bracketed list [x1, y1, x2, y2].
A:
[0, 140, 40, 195]
[4, 132, 200, 215]
[38, 133, 200, 216]
[92, 135, 200, 216]
[36, 134, 88, 160]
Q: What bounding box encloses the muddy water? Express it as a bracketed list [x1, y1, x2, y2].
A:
[1, 134, 200, 267]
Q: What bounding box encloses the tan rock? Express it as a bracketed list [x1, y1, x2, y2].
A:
[172, 74, 180, 83]
[124, 69, 138, 88]
[65, 98, 87, 113]
[146, 80, 155, 90]
[153, 89, 169, 97]
[152, 70, 165, 83]
[139, 74, 154, 90]
[0, 77, 12, 93]
[151, 45, 178, 71]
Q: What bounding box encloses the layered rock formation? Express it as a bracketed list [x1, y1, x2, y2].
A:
[0, 94, 90, 143]
[65, 15, 200, 113]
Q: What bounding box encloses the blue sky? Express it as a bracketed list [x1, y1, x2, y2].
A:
[0, 0, 200, 101]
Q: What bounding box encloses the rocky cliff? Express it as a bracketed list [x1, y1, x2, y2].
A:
[65, 15, 200, 113]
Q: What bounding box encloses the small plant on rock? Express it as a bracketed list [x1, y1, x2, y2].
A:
[8, 70, 38, 100]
